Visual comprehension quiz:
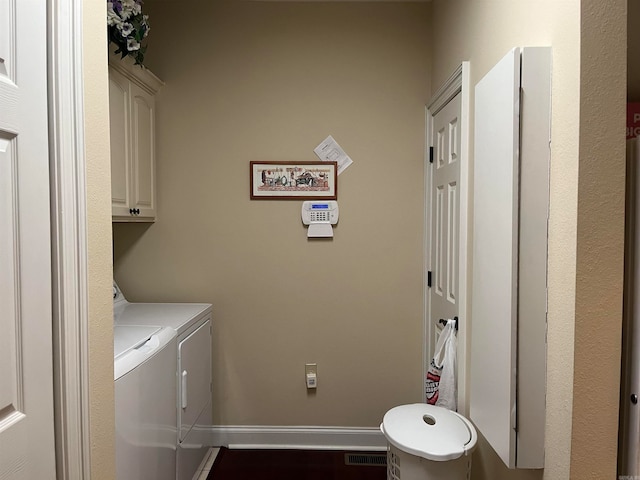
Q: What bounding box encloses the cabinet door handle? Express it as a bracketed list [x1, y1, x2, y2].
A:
[129, 208, 134, 215]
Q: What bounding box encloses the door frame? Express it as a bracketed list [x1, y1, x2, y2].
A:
[424, 63, 470, 413]
[49, 0, 92, 477]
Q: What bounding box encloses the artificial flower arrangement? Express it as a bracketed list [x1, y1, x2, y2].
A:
[107, 0, 150, 66]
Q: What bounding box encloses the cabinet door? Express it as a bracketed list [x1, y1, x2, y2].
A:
[178, 319, 212, 442]
[109, 68, 132, 217]
[470, 47, 549, 470]
[471, 47, 520, 469]
[130, 82, 156, 219]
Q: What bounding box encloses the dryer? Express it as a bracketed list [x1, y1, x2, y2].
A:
[114, 325, 177, 480]
[114, 282, 213, 480]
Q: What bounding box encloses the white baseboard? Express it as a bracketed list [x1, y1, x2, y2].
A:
[208, 426, 387, 451]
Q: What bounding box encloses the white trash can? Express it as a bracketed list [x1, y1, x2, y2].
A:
[380, 404, 478, 480]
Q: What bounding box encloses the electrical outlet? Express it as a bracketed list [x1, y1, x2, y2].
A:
[305, 363, 317, 389]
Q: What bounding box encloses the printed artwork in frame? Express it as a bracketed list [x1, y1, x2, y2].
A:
[250, 161, 338, 200]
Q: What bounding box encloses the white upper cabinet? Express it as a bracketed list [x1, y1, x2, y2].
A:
[109, 56, 163, 222]
[471, 47, 551, 469]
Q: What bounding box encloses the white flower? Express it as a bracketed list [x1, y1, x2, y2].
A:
[117, 22, 134, 36]
[122, 0, 135, 7]
[127, 38, 140, 51]
[106, 3, 122, 26]
[142, 15, 150, 37]
[108, 0, 148, 65]
[119, 0, 134, 20]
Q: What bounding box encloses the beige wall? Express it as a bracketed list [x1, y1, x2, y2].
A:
[109, 1, 627, 478]
[113, 1, 431, 426]
[431, 0, 625, 479]
[572, 1, 626, 477]
[431, 2, 579, 477]
[629, 0, 640, 100]
[84, 1, 116, 478]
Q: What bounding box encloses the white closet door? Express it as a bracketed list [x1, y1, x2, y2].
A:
[623, 138, 640, 476]
[470, 47, 520, 469]
[428, 92, 462, 367]
[0, 0, 56, 477]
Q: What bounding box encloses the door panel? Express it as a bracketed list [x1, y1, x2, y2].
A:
[130, 83, 155, 217]
[515, 46, 550, 468]
[470, 47, 549, 470]
[178, 319, 212, 442]
[435, 184, 444, 296]
[429, 93, 462, 357]
[447, 182, 458, 303]
[109, 68, 132, 216]
[0, 0, 55, 477]
[470, 47, 521, 469]
[0, 133, 21, 443]
[623, 139, 640, 476]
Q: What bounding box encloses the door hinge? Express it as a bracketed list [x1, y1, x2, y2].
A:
[429, 146, 434, 164]
[427, 271, 432, 287]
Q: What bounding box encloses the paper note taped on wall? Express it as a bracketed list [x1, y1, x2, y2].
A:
[314, 135, 353, 175]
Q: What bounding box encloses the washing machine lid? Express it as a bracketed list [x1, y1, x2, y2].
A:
[114, 325, 176, 380]
[114, 302, 212, 336]
[114, 325, 162, 358]
[381, 403, 477, 461]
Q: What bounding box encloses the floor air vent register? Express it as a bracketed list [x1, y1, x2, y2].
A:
[344, 452, 388, 466]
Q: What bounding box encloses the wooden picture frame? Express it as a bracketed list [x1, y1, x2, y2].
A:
[250, 161, 338, 200]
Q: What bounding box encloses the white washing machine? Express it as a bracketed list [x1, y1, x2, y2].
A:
[114, 324, 178, 480]
[114, 282, 213, 480]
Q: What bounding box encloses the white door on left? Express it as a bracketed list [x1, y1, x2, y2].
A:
[0, 0, 56, 478]
[428, 92, 462, 358]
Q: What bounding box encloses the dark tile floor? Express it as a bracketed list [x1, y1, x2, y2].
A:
[207, 448, 387, 480]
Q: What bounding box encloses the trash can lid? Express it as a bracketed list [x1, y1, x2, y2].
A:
[380, 403, 478, 461]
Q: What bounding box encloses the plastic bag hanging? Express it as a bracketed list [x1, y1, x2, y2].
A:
[425, 319, 457, 411]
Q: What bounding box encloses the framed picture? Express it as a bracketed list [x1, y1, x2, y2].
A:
[250, 161, 338, 200]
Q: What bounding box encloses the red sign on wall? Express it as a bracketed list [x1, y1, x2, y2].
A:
[628, 103, 640, 139]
